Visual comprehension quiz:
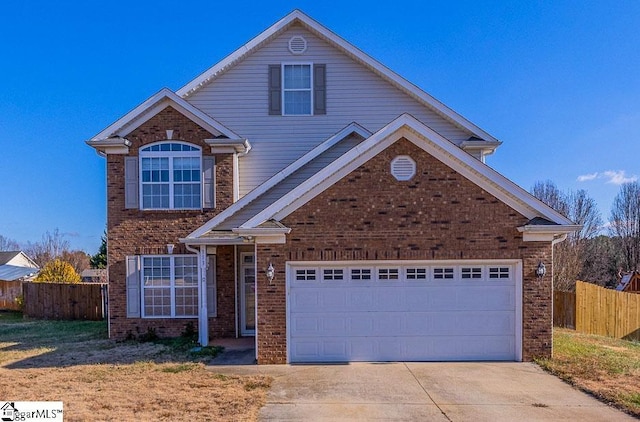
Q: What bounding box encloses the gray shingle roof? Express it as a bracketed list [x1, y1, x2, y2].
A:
[212, 133, 364, 231]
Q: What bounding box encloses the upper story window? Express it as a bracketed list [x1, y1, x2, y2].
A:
[283, 64, 312, 115]
[139, 142, 201, 210]
[268, 63, 326, 116]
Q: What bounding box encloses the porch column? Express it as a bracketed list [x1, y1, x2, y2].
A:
[198, 245, 209, 346]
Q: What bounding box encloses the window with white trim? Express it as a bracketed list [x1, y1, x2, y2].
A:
[283, 63, 312, 115]
[406, 268, 427, 280]
[323, 269, 344, 281]
[489, 267, 510, 279]
[296, 269, 317, 281]
[141, 255, 198, 318]
[140, 142, 201, 210]
[378, 268, 399, 280]
[461, 267, 483, 279]
[433, 267, 454, 279]
[351, 268, 372, 281]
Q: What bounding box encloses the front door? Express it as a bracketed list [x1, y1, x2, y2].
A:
[240, 252, 256, 336]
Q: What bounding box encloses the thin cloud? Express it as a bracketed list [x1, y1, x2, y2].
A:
[602, 170, 637, 185]
[577, 173, 598, 182]
[577, 170, 638, 185]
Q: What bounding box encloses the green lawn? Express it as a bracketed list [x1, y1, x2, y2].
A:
[537, 328, 640, 418]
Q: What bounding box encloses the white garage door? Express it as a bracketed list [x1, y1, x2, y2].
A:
[287, 261, 521, 363]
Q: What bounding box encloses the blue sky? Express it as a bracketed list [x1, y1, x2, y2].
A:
[1, 1, 639, 253]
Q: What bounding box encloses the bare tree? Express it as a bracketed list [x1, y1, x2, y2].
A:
[531, 181, 603, 291]
[531, 180, 569, 216]
[609, 181, 640, 272]
[0, 235, 20, 251]
[24, 228, 71, 268]
[581, 235, 623, 288]
[60, 250, 91, 274]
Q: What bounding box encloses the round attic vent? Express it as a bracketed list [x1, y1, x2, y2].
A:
[288, 36, 308, 54]
[391, 156, 416, 181]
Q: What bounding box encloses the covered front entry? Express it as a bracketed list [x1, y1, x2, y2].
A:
[287, 260, 522, 363]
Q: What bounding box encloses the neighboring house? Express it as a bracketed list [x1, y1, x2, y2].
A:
[87, 10, 579, 364]
[81, 268, 108, 283]
[616, 272, 640, 294]
[0, 251, 39, 310]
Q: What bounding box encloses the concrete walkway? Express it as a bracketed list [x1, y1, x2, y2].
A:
[210, 362, 634, 421]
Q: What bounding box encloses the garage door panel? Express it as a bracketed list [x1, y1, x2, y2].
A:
[347, 288, 375, 308]
[290, 290, 321, 311]
[291, 316, 320, 335]
[288, 261, 519, 362]
[348, 315, 375, 333]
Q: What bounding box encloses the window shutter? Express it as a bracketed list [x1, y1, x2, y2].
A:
[268, 65, 282, 115]
[124, 157, 139, 209]
[207, 256, 217, 317]
[202, 156, 215, 209]
[313, 64, 326, 115]
[125, 255, 141, 318]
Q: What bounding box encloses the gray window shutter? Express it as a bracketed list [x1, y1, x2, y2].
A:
[124, 157, 139, 209]
[313, 64, 326, 115]
[202, 156, 215, 209]
[207, 256, 217, 317]
[125, 255, 141, 318]
[268, 64, 282, 115]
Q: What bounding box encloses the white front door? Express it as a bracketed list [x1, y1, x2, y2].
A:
[240, 252, 256, 336]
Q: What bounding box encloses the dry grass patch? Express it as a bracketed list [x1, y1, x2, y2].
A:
[0, 312, 271, 421]
[537, 328, 640, 418]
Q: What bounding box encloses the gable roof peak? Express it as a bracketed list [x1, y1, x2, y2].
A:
[176, 10, 498, 144]
[86, 88, 243, 155]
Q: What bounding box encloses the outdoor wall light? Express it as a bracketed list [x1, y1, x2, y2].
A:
[536, 262, 546, 278]
[167, 244, 175, 254]
[266, 262, 275, 283]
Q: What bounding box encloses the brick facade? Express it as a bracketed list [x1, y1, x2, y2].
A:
[107, 106, 236, 340]
[255, 138, 553, 364]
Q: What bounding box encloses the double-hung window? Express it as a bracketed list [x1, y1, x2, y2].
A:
[268, 63, 326, 116]
[139, 142, 201, 210]
[283, 64, 312, 115]
[141, 255, 198, 318]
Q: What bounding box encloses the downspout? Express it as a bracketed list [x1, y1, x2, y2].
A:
[233, 140, 252, 203]
[551, 233, 568, 288]
[234, 245, 239, 338]
[550, 233, 568, 341]
[186, 244, 209, 346]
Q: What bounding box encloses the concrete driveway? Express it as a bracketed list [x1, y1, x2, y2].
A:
[211, 362, 634, 421]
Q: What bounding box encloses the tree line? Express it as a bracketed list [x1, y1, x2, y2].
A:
[532, 180, 640, 291]
[0, 229, 106, 283]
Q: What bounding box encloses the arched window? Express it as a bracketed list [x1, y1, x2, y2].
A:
[139, 142, 202, 209]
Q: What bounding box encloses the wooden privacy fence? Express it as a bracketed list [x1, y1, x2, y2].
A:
[554, 280, 640, 341]
[554, 290, 576, 328]
[22, 282, 108, 320]
[0, 280, 22, 311]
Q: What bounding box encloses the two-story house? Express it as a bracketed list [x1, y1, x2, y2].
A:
[87, 10, 578, 364]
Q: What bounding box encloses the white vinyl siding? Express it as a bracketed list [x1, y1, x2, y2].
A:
[186, 26, 473, 196]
